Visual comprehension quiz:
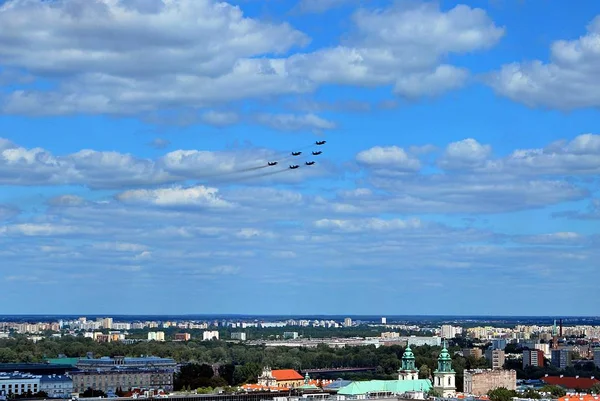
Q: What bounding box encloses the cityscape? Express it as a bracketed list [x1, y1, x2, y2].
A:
[1, 1, 599, 401]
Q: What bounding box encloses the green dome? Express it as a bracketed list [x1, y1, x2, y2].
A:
[402, 345, 415, 360]
[438, 346, 452, 361]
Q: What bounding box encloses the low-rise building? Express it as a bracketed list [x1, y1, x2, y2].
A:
[0, 372, 41, 396]
[76, 356, 176, 371]
[202, 331, 219, 341]
[70, 368, 173, 394]
[40, 374, 73, 398]
[463, 369, 516, 396]
[231, 332, 247, 341]
[174, 333, 191, 341]
[257, 368, 304, 388]
[147, 332, 165, 342]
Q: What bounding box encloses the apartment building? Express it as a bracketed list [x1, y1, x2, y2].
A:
[523, 349, 545, 368]
[70, 368, 173, 394]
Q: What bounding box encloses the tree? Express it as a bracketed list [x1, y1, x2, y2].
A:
[539, 385, 566, 398]
[218, 363, 236, 385]
[419, 364, 431, 379]
[588, 384, 600, 394]
[427, 388, 442, 397]
[488, 387, 518, 401]
[521, 388, 541, 399]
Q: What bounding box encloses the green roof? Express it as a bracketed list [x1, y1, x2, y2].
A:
[46, 358, 80, 367]
[337, 379, 432, 396]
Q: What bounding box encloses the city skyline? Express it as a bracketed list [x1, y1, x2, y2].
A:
[1, 0, 599, 315]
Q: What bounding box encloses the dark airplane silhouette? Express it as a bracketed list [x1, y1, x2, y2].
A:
[305, 161, 315, 166]
[289, 165, 299, 169]
[315, 141, 326, 145]
[268, 162, 278, 166]
[291, 151, 302, 156]
[312, 151, 322, 155]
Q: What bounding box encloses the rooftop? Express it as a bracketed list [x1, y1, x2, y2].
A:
[271, 370, 304, 381]
[541, 377, 600, 390]
[337, 379, 432, 395]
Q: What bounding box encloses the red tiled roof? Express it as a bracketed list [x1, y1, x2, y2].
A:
[542, 376, 600, 390]
[271, 369, 303, 381]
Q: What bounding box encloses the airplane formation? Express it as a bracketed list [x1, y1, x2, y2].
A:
[283, 140, 325, 169]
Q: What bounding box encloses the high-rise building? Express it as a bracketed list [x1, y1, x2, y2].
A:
[441, 325, 462, 339]
[381, 317, 387, 325]
[491, 339, 507, 350]
[551, 349, 572, 369]
[594, 349, 600, 368]
[485, 349, 505, 369]
[344, 318, 352, 327]
[147, 331, 165, 341]
[231, 332, 247, 341]
[202, 330, 219, 341]
[523, 349, 545, 368]
[463, 348, 483, 359]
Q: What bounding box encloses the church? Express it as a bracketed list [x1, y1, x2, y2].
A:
[397, 342, 456, 398]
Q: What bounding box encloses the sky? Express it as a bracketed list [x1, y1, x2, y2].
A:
[0, 0, 599, 316]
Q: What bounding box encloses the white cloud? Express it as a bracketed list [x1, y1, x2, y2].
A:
[116, 185, 234, 208]
[314, 217, 423, 233]
[356, 146, 421, 171]
[201, 111, 240, 126]
[438, 138, 492, 170]
[254, 113, 336, 131]
[0, 0, 503, 117]
[487, 15, 600, 109]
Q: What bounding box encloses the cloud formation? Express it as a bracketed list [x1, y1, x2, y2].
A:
[0, 0, 503, 119]
[488, 15, 600, 109]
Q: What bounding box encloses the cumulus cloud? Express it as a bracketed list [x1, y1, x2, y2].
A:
[116, 185, 234, 209]
[356, 146, 421, 172]
[0, 0, 503, 118]
[0, 137, 326, 188]
[487, 15, 600, 109]
[254, 113, 336, 131]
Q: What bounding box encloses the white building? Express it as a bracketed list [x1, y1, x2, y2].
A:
[433, 342, 456, 398]
[0, 372, 41, 396]
[148, 331, 165, 341]
[441, 325, 462, 339]
[406, 336, 442, 347]
[382, 317, 387, 325]
[40, 375, 73, 398]
[231, 332, 247, 341]
[344, 318, 352, 327]
[203, 330, 219, 341]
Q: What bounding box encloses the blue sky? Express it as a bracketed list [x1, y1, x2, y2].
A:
[1, 0, 599, 315]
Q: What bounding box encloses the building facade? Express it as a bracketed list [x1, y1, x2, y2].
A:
[257, 368, 304, 388]
[463, 348, 483, 359]
[76, 356, 176, 371]
[202, 331, 219, 341]
[551, 349, 573, 370]
[40, 375, 73, 398]
[433, 342, 456, 398]
[0, 372, 40, 396]
[463, 369, 517, 396]
[231, 332, 247, 341]
[593, 349, 600, 368]
[485, 349, 505, 369]
[523, 349, 544, 368]
[70, 368, 173, 394]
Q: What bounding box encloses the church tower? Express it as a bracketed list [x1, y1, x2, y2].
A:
[398, 344, 419, 381]
[433, 341, 456, 397]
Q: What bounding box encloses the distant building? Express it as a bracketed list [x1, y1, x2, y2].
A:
[174, 333, 190, 341]
[523, 349, 545, 368]
[463, 348, 483, 359]
[40, 375, 73, 398]
[593, 349, 600, 368]
[202, 331, 219, 341]
[70, 369, 173, 394]
[257, 368, 304, 388]
[551, 349, 573, 370]
[463, 369, 516, 396]
[147, 332, 165, 342]
[231, 332, 247, 341]
[344, 318, 352, 327]
[406, 336, 442, 347]
[283, 332, 298, 340]
[485, 349, 505, 369]
[441, 325, 462, 339]
[381, 317, 387, 325]
[0, 372, 41, 396]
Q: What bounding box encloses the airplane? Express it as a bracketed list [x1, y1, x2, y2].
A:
[305, 161, 315, 166]
[315, 141, 326, 145]
[268, 161, 278, 166]
[291, 151, 302, 156]
[289, 165, 299, 169]
[312, 151, 322, 155]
